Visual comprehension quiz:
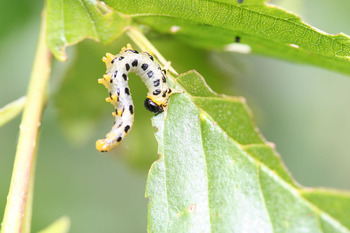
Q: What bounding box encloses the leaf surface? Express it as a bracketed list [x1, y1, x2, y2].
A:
[145, 71, 350, 232]
[46, 0, 127, 60]
[47, 0, 350, 75]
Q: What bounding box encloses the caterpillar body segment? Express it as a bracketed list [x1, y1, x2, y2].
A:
[96, 45, 173, 152]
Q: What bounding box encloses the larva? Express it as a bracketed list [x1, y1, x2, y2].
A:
[96, 44, 173, 152]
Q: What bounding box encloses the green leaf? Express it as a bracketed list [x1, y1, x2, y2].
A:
[0, 96, 26, 127]
[47, 0, 350, 75]
[46, 0, 127, 61]
[37, 216, 70, 233]
[301, 189, 350, 231]
[145, 71, 350, 232]
[108, 0, 350, 75]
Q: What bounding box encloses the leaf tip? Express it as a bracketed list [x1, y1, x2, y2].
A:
[266, 141, 276, 149]
[37, 216, 71, 233]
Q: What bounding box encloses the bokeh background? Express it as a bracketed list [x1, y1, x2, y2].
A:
[0, 0, 349, 232]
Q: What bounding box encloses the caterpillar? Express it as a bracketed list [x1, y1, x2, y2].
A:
[96, 44, 173, 152]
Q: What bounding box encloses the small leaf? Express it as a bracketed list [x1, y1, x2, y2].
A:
[0, 96, 26, 127]
[37, 216, 70, 233]
[145, 71, 350, 232]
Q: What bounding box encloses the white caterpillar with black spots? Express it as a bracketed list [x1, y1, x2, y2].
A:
[96, 44, 173, 152]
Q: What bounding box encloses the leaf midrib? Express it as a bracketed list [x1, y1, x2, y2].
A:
[79, 0, 99, 39]
[256, 166, 275, 233]
[198, 113, 213, 232]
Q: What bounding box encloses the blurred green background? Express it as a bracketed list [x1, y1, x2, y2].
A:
[0, 0, 349, 232]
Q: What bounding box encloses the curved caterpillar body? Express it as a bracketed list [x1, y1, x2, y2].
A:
[96, 44, 173, 152]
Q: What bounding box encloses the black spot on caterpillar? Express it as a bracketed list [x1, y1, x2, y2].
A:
[96, 44, 174, 152]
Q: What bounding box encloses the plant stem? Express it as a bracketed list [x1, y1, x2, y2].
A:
[1, 10, 52, 233]
[20, 142, 39, 233]
[126, 27, 178, 75]
[0, 96, 26, 128]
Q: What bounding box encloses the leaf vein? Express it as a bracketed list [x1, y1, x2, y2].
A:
[257, 164, 275, 233]
[199, 116, 213, 233]
[80, 0, 99, 40]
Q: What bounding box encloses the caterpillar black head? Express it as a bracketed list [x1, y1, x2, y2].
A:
[144, 98, 164, 114]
